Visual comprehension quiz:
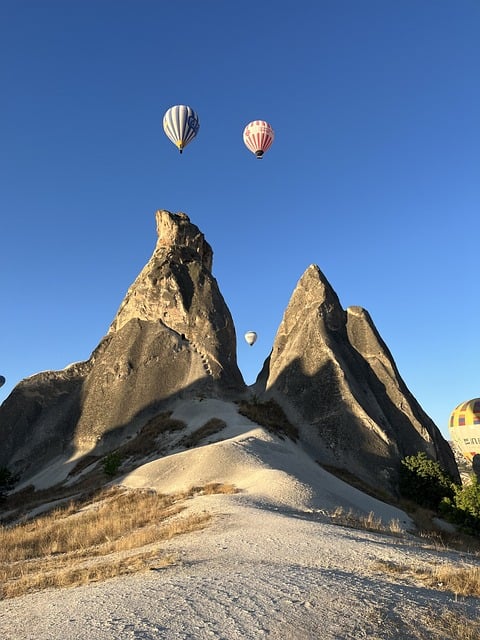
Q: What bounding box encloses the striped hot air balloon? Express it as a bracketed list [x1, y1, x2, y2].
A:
[243, 120, 274, 158]
[163, 105, 200, 154]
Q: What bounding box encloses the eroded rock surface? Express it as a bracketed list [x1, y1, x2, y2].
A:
[255, 264, 458, 493]
[0, 211, 244, 478]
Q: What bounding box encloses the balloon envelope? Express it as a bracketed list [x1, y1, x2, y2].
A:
[449, 398, 480, 462]
[243, 120, 274, 158]
[163, 105, 200, 153]
[244, 331, 257, 346]
[0, 375, 5, 388]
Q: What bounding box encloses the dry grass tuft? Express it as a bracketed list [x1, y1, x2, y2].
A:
[238, 399, 299, 441]
[179, 418, 227, 448]
[0, 483, 236, 600]
[430, 609, 480, 640]
[328, 506, 404, 535]
[1, 550, 176, 600]
[184, 482, 239, 497]
[375, 559, 480, 598]
[119, 412, 186, 458]
[398, 499, 480, 554]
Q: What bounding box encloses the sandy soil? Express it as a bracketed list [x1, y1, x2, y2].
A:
[1, 398, 478, 639]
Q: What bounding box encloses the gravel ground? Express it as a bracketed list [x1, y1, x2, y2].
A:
[1, 493, 478, 640]
[2, 401, 478, 639]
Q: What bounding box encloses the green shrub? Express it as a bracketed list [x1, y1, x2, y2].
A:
[399, 452, 455, 510]
[0, 466, 17, 500]
[454, 477, 480, 518]
[440, 476, 480, 535]
[102, 452, 122, 477]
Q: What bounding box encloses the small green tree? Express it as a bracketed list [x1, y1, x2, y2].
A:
[399, 452, 455, 510]
[102, 452, 122, 477]
[440, 476, 480, 535]
[454, 477, 480, 519]
[0, 466, 16, 500]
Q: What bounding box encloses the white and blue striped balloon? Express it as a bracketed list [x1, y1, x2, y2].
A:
[163, 105, 200, 154]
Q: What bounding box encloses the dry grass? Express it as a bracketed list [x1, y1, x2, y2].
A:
[1, 550, 175, 600]
[119, 412, 186, 458]
[428, 609, 480, 640]
[183, 482, 239, 497]
[179, 418, 227, 448]
[0, 483, 236, 600]
[399, 499, 480, 554]
[317, 469, 480, 556]
[375, 558, 480, 598]
[237, 399, 299, 441]
[328, 506, 404, 535]
[415, 526, 480, 555]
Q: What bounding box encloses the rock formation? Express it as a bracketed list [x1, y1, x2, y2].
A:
[0, 211, 458, 495]
[0, 211, 245, 479]
[255, 264, 458, 492]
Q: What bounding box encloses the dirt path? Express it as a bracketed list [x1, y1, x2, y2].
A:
[0, 495, 477, 640]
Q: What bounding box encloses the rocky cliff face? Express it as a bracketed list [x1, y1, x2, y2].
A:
[0, 213, 457, 494]
[255, 264, 458, 492]
[0, 211, 245, 478]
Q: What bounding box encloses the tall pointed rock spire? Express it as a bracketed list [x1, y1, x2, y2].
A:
[0, 211, 245, 480]
[256, 264, 458, 492]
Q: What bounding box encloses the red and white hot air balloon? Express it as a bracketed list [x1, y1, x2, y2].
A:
[243, 120, 274, 159]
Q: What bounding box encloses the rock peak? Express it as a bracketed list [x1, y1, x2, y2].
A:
[155, 210, 212, 271]
[256, 262, 458, 492]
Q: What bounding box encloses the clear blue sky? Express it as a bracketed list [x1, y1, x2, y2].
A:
[1, 1, 479, 439]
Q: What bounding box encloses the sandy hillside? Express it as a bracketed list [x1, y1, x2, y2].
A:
[0, 399, 478, 639]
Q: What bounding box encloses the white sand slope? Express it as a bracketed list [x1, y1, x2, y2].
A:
[122, 399, 413, 529]
[1, 399, 477, 639]
[1, 494, 476, 640]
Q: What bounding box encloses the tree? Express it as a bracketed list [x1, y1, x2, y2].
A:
[440, 476, 480, 535]
[0, 466, 17, 500]
[399, 452, 455, 510]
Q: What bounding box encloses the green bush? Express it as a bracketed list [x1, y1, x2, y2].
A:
[440, 477, 480, 535]
[454, 477, 480, 518]
[0, 466, 17, 500]
[400, 452, 480, 536]
[399, 452, 455, 510]
[102, 452, 122, 477]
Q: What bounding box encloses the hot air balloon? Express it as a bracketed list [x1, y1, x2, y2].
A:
[244, 331, 257, 346]
[163, 105, 200, 154]
[0, 375, 5, 388]
[449, 398, 480, 462]
[243, 120, 274, 159]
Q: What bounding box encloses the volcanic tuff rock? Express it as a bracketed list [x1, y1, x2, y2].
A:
[0, 211, 245, 479]
[0, 211, 458, 494]
[255, 264, 458, 492]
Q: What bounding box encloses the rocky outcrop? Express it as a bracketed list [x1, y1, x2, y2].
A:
[0, 213, 458, 495]
[255, 264, 458, 493]
[0, 211, 245, 478]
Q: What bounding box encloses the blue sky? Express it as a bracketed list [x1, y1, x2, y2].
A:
[1, 1, 479, 439]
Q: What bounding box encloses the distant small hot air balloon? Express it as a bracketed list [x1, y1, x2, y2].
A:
[449, 398, 480, 462]
[244, 331, 257, 346]
[243, 120, 274, 159]
[163, 105, 200, 154]
[0, 375, 5, 388]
